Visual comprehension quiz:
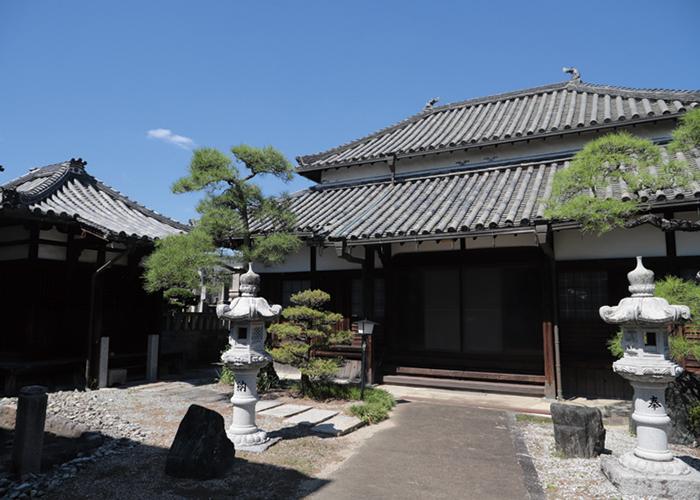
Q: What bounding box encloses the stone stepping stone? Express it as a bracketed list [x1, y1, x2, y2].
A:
[258, 404, 311, 419]
[256, 400, 284, 412]
[312, 415, 365, 436]
[284, 409, 338, 426]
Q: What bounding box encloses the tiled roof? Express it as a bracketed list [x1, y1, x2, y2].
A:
[298, 80, 700, 172]
[264, 147, 700, 243]
[0, 159, 188, 240]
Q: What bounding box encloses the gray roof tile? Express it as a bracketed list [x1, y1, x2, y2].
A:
[1, 160, 188, 240]
[266, 147, 700, 243]
[298, 81, 700, 172]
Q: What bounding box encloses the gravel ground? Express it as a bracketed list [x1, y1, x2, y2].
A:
[519, 418, 700, 499]
[0, 380, 384, 499]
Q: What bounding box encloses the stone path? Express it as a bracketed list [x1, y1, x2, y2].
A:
[309, 401, 539, 500]
[257, 401, 364, 436]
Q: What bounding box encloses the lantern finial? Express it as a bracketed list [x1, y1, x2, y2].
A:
[627, 256, 655, 297]
[239, 263, 260, 297]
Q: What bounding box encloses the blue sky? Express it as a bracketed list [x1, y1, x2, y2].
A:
[1, 0, 699, 223]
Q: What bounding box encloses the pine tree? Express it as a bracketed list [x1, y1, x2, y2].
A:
[268, 289, 352, 393]
[545, 109, 700, 234]
[143, 145, 302, 304]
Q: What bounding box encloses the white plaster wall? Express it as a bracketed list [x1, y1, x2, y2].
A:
[105, 250, 128, 266]
[391, 239, 458, 255]
[320, 122, 674, 185]
[39, 227, 68, 242]
[0, 225, 30, 242]
[315, 246, 362, 270]
[466, 232, 537, 249]
[38, 244, 67, 261]
[0, 244, 28, 260]
[255, 247, 310, 273]
[674, 210, 700, 257]
[79, 249, 98, 263]
[554, 226, 666, 261]
[390, 233, 537, 254]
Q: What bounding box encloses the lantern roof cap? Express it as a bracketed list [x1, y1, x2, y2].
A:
[599, 257, 691, 325]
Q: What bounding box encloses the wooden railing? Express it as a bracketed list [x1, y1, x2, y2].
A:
[162, 311, 228, 332]
[681, 325, 700, 375]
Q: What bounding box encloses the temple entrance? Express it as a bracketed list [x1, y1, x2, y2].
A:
[383, 248, 546, 395]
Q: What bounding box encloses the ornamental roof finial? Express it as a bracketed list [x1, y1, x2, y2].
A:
[423, 97, 439, 111]
[562, 66, 581, 83]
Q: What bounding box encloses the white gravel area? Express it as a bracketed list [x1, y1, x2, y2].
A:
[1, 388, 149, 499]
[520, 420, 700, 499]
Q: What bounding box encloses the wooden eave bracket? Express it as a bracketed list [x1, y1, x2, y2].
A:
[535, 223, 554, 258]
[333, 240, 364, 265]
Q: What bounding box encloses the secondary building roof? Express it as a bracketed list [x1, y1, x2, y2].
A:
[261, 147, 700, 244]
[297, 80, 700, 174]
[0, 159, 188, 240]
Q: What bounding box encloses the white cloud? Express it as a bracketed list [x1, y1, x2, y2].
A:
[146, 128, 195, 150]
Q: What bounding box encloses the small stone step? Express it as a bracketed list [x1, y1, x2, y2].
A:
[285, 409, 338, 426]
[312, 415, 365, 436]
[258, 404, 312, 419]
[256, 400, 284, 412]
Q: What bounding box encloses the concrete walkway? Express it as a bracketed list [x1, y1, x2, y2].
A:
[310, 401, 540, 500]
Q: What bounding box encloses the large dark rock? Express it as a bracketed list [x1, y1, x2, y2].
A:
[630, 372, 700, 445]
[165, 404, 235, 479]
[550, 402, 606, 458]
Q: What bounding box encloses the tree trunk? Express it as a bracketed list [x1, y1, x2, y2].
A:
[300, 373, 311, 396]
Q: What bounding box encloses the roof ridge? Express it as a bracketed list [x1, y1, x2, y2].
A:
[91, 177, 189, 230]
[297, 81, 571, 166]
[2, 160, 189, 232]
[298, 80, 700, 170]
[575, 81, 700, 98]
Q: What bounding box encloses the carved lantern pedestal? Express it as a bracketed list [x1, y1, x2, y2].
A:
[216, 264, 282, 452]
[599, 257, 700, 497]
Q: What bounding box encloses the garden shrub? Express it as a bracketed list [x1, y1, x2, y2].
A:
[349, 388, 396, 424]
[689, 403, 700, 437]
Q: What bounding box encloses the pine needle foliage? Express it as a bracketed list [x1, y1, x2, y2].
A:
[143, 144, 302, 305]
[545, 131, 697, 234]
[607, 276, 700, 362]
[268, 289, 352, 393]
[669, 108, 700, 155]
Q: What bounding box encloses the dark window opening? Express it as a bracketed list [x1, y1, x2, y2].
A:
[558, 271, 608, 321]
[282, 280, 310, 308]
[237, 327, 248, 340]
[351, 278, 386, 321]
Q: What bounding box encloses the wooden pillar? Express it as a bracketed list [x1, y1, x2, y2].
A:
[309, 245, 318, 289]
[362, 246, 375, 383]
[537, 225, 557, 399]
[664, 210, 678, 276]
[86, 245, 107, 387]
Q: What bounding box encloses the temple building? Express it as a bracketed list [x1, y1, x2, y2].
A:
[0, 159, 188, 393]
[255, 76, 700, 399]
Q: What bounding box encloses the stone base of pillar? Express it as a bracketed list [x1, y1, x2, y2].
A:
[602, 455, 700, 498]
[227, 428, 281, 453]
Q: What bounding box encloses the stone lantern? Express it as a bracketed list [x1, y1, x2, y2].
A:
[216, 264, 281, 452]
[599, 256, 700, 496]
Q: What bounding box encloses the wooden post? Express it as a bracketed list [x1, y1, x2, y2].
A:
[12, 386, 47, 478]
[147, 334, 159, 382]
[362, 246, 375, 383]
[309, 245, 318, 289]
[537, 224, 557, 399]
[98, 336, 109, 388]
